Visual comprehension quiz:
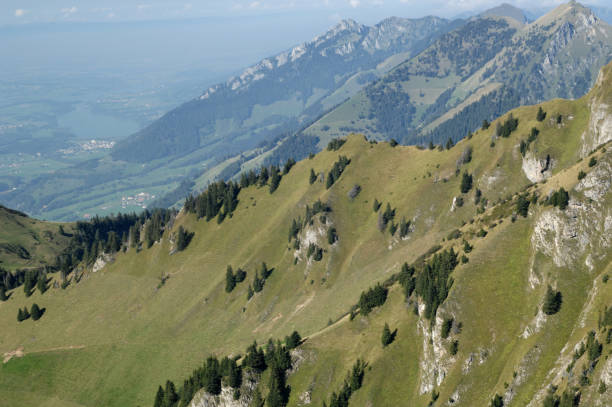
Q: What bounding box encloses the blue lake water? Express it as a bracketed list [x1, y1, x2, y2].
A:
[57, 104, 140, 140]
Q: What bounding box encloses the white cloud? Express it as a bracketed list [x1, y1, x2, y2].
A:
[349, 0, 360, 7]
[61, 6, 78, 15]
[14, 9, 27, 17]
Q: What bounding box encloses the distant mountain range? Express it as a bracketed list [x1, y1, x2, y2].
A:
[112, 15, 457, 163]
[2, 2, 611, 221]
[302, 2, 612, 146]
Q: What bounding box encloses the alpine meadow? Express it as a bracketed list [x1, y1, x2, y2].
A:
[1, 2, 612, 407]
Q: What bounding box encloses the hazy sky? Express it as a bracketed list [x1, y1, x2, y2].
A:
[3, 0, 607, 26]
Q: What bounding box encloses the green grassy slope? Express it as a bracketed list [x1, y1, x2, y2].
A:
[0, 64, 611, 406]
[0, 206, 71, 272]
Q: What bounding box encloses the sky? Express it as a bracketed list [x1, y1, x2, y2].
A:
[1, 1, 610, 92]
[3, 0, 609, 26]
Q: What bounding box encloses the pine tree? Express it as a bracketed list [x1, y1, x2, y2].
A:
[153, 385, 164, 407]
[446, 137, 454, 150]
[0, 286, 7, 301]
[490, 394, 504, 407]
[327, 227, 338, 244]
[37, 274, 48, 294]
[247, 285, 254, 300]
[17, 308, 24, 322]
[460, 172, 473, 193]
[163, 380, 179, 407]
[543, 285, 562, 315]
[399, 217, 410, 238]
[482, 119, 490, 130]
[225, 266, 236, 293]
[22, 307, 30, 320]
[516, 194, 530, 217]
[269, 167, 281, 193]
[204, 356, 222, 395]
[373, 198, 381, 212]
[253, 272, 264, 293]
[31, 303, 43, 321]
[228, 360, 242, 389]
[309, 169, 317, 185]
[537, 106, 546, 121]
[285, 331, 302, 349]
[176, 226, 193, 251]
[381, 323, 393, 347]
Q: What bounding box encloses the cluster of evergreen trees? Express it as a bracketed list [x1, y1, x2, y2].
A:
[306, 243, 324, 262]
[494, 113, 519, 139]
[547, 188, 570, 210]
[373, 201, 411, 238]
[184, 180, 240, 223]
[326, 156, 351, 189]
[357, 284, 388, 316]
[327, 138, 346, 151]
[55, 209, 176, 281]
[516, 193, 531, 218]
[247, 262, 273, 299]
[154, 333, 301, 407]
[236, 159, 296, 195]
[415, 248, 459, 320]
[0, 266, 53, 301]
[17, 303, 44, 322]
[322, 359, 367, 407]
[225, 265, 247, 293]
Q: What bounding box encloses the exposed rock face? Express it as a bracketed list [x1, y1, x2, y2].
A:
[417, 303, 455, 394]
[531, 153, 611, 269]
[581, 67, 612, 156]
[92, 253, 114, 273]
[522, 151, 552, 182]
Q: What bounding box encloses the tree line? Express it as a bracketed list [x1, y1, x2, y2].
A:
[153, 331, 302, 407]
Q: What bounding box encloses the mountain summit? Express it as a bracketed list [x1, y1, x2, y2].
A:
[303, 1, 612, 146]
[111, 16, 452, 164]
[479, 3, 529, 24]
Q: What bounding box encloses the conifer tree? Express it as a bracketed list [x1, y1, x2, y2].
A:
[163, 380, 179, 407]
[537, 106, 546, 121]
[543, 285, 562, 315]
[31, 303, 43, 321]
[269, 167, 281, 193]
[381, 323, 393, 347]
[0, 286, 7, 302]
[247, 285, 254, 300]
[285, 331, 302, 349]
[22, 306, 30, 320]
[153, 385, 164, 407]
[309, 169, 317, 185]
[37, 274, 48, 294]
[225, 266, 236, 293]
[446, 137, 454, 150]
[460, 172, 473, 193]
[490, 394, 504, 407]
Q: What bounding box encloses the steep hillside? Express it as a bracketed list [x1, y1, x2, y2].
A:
[0, 205, 71, 272]
[304, 1, 612, 147]
[0, 61, 611, 407]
